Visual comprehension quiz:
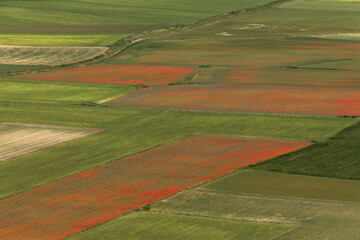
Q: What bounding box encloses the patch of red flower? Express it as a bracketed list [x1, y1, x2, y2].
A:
[223, 68, 360, 87]
[14, 65, 195, 85]
[111, 85, 360, 116]
[0, 135, 309, 239]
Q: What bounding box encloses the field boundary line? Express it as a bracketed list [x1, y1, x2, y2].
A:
[1, 0, 295, 77]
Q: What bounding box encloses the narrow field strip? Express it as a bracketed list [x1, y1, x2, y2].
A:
[0, 78, 134, 104]
[111, 85, 360, 116]
[0, 135, 309, 239]
[0, 45, 108, 66]
[0, 34, 128, 47]
[223, 68, 360, 87]
[134, 39, 360, 67]
[202, 170, 360, 203]
[69, 212, 295, 240]
[15, 65, 195, 85]
[0, 123, 101, 162]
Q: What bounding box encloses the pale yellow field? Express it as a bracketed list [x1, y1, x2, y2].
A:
[0, 45, 108, 66]
[0, 123, 101, 162]
[0, 34, 128, 47]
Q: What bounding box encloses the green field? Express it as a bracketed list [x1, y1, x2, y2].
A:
[0, 64, 45, 75]
[0, 78, 134, 104]
[0, 0, 275, 46]
[281, 0, 360, 11]
[151, 189, 360, 239]
[296, 59, 360, 70]
[253, 122, 360, 180]
[1, 0, 360, 238]
[0, 0, 274, 26]
[70, 212, 294, 240]
[202, 170, 360, 202]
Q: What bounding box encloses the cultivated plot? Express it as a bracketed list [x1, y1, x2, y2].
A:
[222, 67, 360, 87]
[151, 189, 360, 240]
[0, 34, 128, 47]
[0, 0, 274, 26]
[0, 0, 276, 47]
[0, 45, 108, 66]
[202, 170, 360, 203]
[134, 39, 360, 68]
[0, 135, 309, 239]
[16, 65, 195, 85]
[0, 122, 101, 162]
[254, 121, 360, 180]
[70, 212, 295, 240]
[111, 85, 360, 116]
[0, 64, 45, 75]
[0, 78, 134, 104]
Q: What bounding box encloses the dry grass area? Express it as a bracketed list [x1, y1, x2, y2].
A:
[0, 45, 108, 66]
[0, 122, 101, 162]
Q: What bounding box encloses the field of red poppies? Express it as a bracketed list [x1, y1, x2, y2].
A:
[14, 65, 195, 85]
[222, 68, 360, 87]
[111, 85, 360, 116]
[0, 135, 309, 239]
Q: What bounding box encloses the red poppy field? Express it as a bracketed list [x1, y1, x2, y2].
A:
[222, 68, 360, 87]
[0, 135, 309, 240]
[111, 85, 360, 116]
[14, 65, 195, 85]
